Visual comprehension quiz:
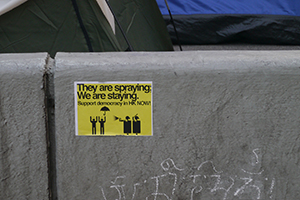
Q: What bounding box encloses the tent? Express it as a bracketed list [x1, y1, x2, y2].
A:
[157, 0, 300, 45]
[0, 0, 173, 57]
[109, 0, 174, 51]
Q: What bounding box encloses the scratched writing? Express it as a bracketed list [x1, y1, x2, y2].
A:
[100, 149, 275, 200]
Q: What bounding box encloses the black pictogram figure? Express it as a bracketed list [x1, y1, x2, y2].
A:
[99, 115, 106, 135]
[132, 114, 141, 135]
[99, 106, 110, 135]
[115, 116, 131, 135]
[90, 116, 97, 135]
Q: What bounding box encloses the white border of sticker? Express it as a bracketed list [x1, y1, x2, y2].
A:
[74, 81, 153, 136]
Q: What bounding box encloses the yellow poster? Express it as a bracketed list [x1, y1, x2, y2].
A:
[74, 81, 152, 136]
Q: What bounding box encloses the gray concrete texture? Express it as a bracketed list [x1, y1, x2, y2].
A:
[55, 51, 300, 200]
[0, 53, 49, 199]
[174, 44, 300, 51]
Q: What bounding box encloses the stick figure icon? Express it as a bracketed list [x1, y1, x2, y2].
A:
[90, 116, 97, 135]
[99, 115, 106, 135]
[98, 106, 110, 135]
[115, 116, 131, 135]
[132, 114, 141, 135]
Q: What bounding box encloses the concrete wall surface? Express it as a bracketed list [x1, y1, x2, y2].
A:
[0, 53, 49, 199]
[55, 51, 300, 200]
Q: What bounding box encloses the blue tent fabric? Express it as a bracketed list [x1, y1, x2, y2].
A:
[157, 0, 300, 44]
[157, 0, 300, 16]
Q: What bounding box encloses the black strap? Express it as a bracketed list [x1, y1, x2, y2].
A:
[71, 0, 94, 52]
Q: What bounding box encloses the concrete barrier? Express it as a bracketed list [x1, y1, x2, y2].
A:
[54, 51, 300, 199]
[2, 51, 299, 199]
[0, 53, 49, 199]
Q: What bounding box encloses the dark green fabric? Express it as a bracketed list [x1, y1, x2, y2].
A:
[76, 0, 121, 52]
[0, 0, 173, 57]
[0, 0, 121, 57]
[109, 0, 174, 51]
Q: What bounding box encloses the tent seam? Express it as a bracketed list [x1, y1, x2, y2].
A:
[70, 0, 94, 52]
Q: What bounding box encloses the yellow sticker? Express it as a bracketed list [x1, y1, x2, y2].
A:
[74, 81, 152, 136]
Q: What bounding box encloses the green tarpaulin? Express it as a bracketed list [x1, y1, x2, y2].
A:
[109, 0, 173, 51]
[0, 0, 173, 57]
